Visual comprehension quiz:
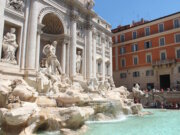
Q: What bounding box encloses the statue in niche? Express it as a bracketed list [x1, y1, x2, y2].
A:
[43, 41, 63, 75]
[87, 0, 94, 10]
[2, 28, 18, 64]
[76, 51, 82, 74]
[8, 0, 24, 12]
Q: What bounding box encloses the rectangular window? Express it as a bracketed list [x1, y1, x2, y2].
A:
[121, 59, 126, 67]
[97, 35, 101, 45]
[158, 23, 164, 32]
[132, 44, 138, 52]
[177, 49, 180, 59]
[146, 54, 152, 63]
[133, 56, 138, 65]
[144, 41, 152, 49]
[106, 64, 109, 75]
[132, 31, 137, 39]
[106, 40, 109, 48]
[98, 62, 101, 73]
[120, 34, 125, 42]
[133, 71, 140, 77]
[120, 47, 126, 54]
[160, 52, 166, 61]
[120, 73, 127, 79]
[145, 27, 150, 36]
[159, 37, 165, 46]
[146, 70, 154, 76]
[175, 34, 180, 43]
[174, 19, 180, 28]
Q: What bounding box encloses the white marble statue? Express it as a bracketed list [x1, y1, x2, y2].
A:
[132, 83, 145, 98]
[43, 41, 63, 75]
[87, 0, 94, 10]
[8, 0, 24, 12]
[76, 51, 82, 74]
[2, 28, 18, 64]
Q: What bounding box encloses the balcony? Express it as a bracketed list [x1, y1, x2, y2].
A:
[152, 59, 176, 68]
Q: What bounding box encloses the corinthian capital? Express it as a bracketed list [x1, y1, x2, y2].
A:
[70, 11, 79, 21]
[85, 22, 94, 30]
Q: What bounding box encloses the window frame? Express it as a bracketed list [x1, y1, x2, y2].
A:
[132, 43, 138, 52]
[158, 23, 164, 32]
[133, 71, 140, 77]
[175, 33, 180, 43]
[120, 73, 127, 79]
[145, 27, 150, 36]
[159, 37, 166, 46]
[121, 58, 126, 68]
[120, 34, 125, 42]
[144, 40, 152, 49]
[133, 55, 138, 65]
[146, 53, 152, 63]
[120, 47, 126, 55]
[132, 31, 137, 39]
[174, 18, 180, 28]
[176, 47, 180, 59]
[160, 50, 167, 61]
[146, 70, 154, 76]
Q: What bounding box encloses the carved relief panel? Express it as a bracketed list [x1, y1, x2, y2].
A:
[6, 0, 25, 13]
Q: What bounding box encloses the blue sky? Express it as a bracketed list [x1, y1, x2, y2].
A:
[94, 0, 180, 29]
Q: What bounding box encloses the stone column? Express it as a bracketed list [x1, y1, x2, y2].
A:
[21, 0, 31, 69]
[92, 28, 97, 78]
[0, 0, 6, 59]
[102, 34, 106, 81]
[70, 12, 78, 79]
[86, 22, 93, 79]
[109, 39, 113, 77]
[61, 40, 67, 74]
[66, 43, 70, 76]
[26, 0, 39, 70]
[35, 24, 44, 71]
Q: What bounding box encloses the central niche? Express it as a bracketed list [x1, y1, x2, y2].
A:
[40, 13, 64, 67]
[42, 13, 64, 34]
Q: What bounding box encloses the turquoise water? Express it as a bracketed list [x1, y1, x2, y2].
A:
[36, 109, 180, 135]
[37, 131, 61, 135]
[85, 109, 180, 135]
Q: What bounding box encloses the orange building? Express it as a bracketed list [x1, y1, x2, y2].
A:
[112, 12, 180, 90]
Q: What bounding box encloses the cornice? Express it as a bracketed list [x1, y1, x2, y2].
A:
[113, 27, 180, 47]
[5, 8, 25, 20]
[62, 0, 96, 18]
[113, 13, 180, 36]
[92, 21, 112, 37]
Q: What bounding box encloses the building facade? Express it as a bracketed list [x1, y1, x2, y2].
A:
[0, 0, 112, 82]
[112, 12, 180, 90]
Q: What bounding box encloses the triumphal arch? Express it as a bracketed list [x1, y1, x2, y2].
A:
[0, 0, 112, 83]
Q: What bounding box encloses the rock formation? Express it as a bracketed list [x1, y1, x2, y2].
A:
[0, 76, 143, 135]
[0, 45, 143, 135]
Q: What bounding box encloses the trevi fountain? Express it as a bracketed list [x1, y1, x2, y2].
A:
[0, 0, 170, 135]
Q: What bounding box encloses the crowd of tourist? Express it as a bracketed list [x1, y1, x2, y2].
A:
[134, 87, 180, 110]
